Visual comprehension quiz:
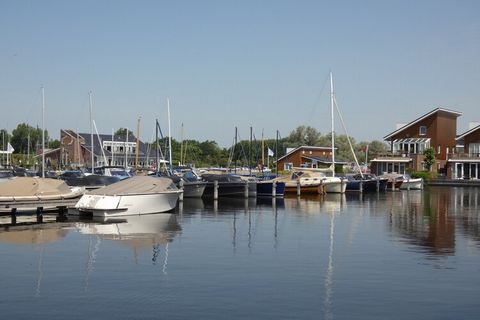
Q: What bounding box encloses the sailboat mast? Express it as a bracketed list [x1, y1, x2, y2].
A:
[155, 119, 159, 174]
[89, 91, 94, 174]
[275, 130, 279, 175]
[249, 126, 253, 176]
[135, 117, 140, 169]
[167, 98, 173, 173]
[125, 127, 128, 169]
[261, 129, 265, 169]
[41, 86, 45, 178]
[234, 127, 238, 174]
[180, 122, 184, 166]
[330, 72, 335, 177]
[111, 129, 114, 166]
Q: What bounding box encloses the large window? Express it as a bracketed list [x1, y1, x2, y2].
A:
[469, 143, 480, 155]
[392, 138, 430, 154]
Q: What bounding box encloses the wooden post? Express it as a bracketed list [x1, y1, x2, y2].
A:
[179, 179, 184, 202]
[272, 181, 277, 198]
[359, 181, 363, 193]
[36, 207, 43, 223]
[244, 181, 249, 198]
[214, 180, 218, 200]
[376, 179, 380, 192]
[57, 206, 67, 222]
[11, 208, 17, 225]
[296, 180, 301, 196]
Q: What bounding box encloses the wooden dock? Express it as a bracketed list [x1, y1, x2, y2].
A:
[0, 199, 78, 226]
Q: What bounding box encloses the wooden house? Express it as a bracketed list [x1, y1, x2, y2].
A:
[370, 108, 462, 176]
[59, 129, 156, 169]
[448, 123, 480, 179]
[276, 146, 347, 172]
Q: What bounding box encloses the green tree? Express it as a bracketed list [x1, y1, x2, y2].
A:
[423, 148, 436, 171]
[49, 139, 61, 149]
[114, 128, 134, 139]
[0, 129, 11, 152]
[285, 125, 322, 147]
[11, 123, 46, 155]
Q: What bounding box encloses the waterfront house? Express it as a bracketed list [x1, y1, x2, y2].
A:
[370, 108, 462, 176]
[276, 146, 347, 172]
[448, 123, 480, 179]
[60, 129, 157, 169]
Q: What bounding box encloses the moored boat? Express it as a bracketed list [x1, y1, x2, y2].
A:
[256, 180, 286, 197]
[399, 174, 423, 190]
[201, 173, 250, 198]
[74, 176, 181, 217]
[345, 174, 388, 192]
[0, 177, 84, 203]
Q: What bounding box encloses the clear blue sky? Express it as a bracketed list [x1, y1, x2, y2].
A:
[1, 0, 479, 147]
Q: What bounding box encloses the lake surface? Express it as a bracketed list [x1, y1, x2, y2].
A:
[1, 186, 480, 319]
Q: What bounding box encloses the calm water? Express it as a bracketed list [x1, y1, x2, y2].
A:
[1, 187, 480, 319]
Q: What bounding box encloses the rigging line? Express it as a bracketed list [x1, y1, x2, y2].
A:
[333, 96, 363, 177]
[305, 73, 331, 128]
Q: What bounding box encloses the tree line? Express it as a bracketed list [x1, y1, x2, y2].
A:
[2, 124, 389, 169]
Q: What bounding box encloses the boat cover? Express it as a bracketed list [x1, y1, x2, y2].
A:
[0, 177, 80, 201]
[87, 176, 178, 196]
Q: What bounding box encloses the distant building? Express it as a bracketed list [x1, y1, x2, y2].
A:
[276, 146, 347, 172]
[60, 129, 157, 169]
[370, 108, 462, 176]
[448, 123, 480, 179]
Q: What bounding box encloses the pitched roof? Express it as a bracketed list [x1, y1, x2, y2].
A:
[456, 124, 480, 141]
[383, 107, 462, 140]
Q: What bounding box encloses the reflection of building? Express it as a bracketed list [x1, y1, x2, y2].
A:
[276, 146, 347, 172]
[371, 108, 461, 177]
[60, 129, 157, 169]
[389, 188, 456, 256]
[448, 124, 480, 179]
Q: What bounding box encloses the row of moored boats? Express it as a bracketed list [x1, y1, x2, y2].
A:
[0, 166, 423, 218]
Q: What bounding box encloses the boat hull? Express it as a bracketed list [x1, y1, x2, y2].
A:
[202, 182, 248, 198]
[399, 178, 423, 190]
[256, 181, 285, 197]
[284, 184, 321, 194]
[323, 181, 347, 193]
[75, 191, 181, 217]
[182, 181, 207, 198]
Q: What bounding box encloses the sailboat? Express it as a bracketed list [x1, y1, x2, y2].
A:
[322, 72, 347, 194]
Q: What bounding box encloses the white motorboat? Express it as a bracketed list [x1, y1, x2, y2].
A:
[399, 174, 424, 190]
[75, 176, 182, 217]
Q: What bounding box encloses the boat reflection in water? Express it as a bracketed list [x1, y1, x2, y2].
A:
[76, 213, 181, 265]
[77, 213, 181, 248]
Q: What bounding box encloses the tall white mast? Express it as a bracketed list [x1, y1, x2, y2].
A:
[41, 86, 45, 178]
[89, 91, 94, 174]
[330, 71, 335, 177]
[167, 98, 173, 172]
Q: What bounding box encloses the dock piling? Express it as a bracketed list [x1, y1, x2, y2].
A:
[213, 180, 219, 200]
[10, 208, 17, 225]
[272, 181, 277, 198]
[179, 179, 184, 202]
[36, 207, 43, 223]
